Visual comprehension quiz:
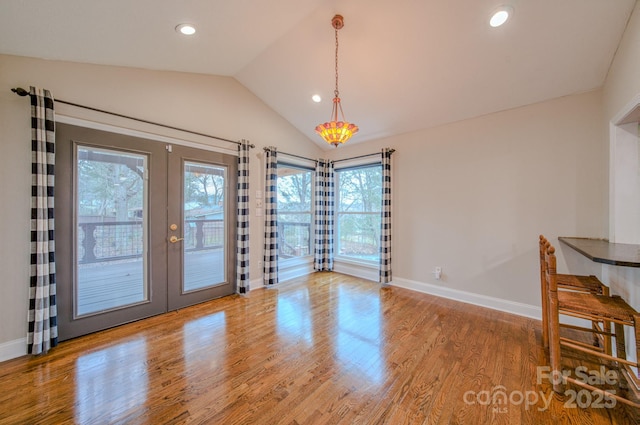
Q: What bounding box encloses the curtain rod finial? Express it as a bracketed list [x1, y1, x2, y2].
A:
[11, 87, 30, 97]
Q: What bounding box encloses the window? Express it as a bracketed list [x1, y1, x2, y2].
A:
[336, 164, 382, 263]
[277, 164, 313, 259]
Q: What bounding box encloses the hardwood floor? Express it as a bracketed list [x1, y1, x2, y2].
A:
[0, 272, 637, 424]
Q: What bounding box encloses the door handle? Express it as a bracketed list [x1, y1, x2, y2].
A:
[169, 236, 184, 243]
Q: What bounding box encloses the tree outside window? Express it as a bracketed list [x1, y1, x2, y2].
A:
[277, 165, 313, 259]
[336, 165, 381, 262]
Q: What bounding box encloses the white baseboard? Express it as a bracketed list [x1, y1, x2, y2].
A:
[0, 338, 26, 362]
[391, 277, 541, 320]
[333, 260, 379, 282]
[248, 261, 314, 292]
[249, 277, 264, 291]
[279, 262, 314, 283]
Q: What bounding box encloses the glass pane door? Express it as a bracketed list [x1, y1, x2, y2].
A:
[56, 123, 236, 339]
[167, 145, 236, 311]
[183, 162, 226, 291]
[57, 123, 168, 342]
[76, 146, 148, 316]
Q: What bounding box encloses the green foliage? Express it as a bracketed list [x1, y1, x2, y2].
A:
[337, 166, 382, 212]
[277, 167, 312, 212]
[337, 166, 382, 260]
[77, 148, 144, 220]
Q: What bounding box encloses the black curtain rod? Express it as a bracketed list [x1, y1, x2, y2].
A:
[263, 147, 316, 162]
[264, 147, 395, 164]
[11, 87, 254, 148]
[332, 149, 395, 164]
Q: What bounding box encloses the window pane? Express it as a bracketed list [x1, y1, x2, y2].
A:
[76, 146, 148, 316]
[183, 162, 226, 292]
[337, 167, 382, 212]
[277, 167, 312, 211]
[336, 165, 382, 262]
[279, 213, 311, 258]
[277, 166, 312, 259]
[337, 213, 380, 261]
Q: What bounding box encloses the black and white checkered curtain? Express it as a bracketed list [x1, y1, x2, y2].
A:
[236, 140, 251, 294]
[28, 86, 58, 355]
[314, 160, 334, 271]
[379, 148, 392, 283]
[263, 147, 278, 286]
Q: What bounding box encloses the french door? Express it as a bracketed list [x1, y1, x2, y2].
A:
[56, 123, 236, 341]
[167, 144, 236, 310]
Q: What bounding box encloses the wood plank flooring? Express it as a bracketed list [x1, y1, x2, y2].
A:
[0, 272, 637, 424]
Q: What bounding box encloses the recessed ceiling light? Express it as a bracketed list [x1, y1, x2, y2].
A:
[175, 24, 196, 35]
[490, 6, 513, 27]
[312, 94, 322, 103]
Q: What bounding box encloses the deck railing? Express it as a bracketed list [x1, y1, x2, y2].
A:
[278, 221, 311, 258]
[78, 219, 224, 264]
[78, 219, 311, 264]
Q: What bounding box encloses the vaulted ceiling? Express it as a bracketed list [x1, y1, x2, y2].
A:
[0, 0, 636, 149]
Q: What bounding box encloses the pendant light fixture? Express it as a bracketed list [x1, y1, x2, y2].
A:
[315, 14, 359, 147]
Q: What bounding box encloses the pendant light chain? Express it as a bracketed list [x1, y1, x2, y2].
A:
[334, 26, 340, 99]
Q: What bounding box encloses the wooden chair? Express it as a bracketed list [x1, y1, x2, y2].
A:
[538, 235, 610, 354]
[545, 243, 640, 407]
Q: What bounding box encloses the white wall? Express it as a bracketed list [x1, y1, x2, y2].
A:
[329, 90, 606, 311]
[603, 1, 640, 124]
[605, 1, 640, 246]
[0, 54, 322, 357]
[602, 0, 640, 305]
[601, 0, 640, 367]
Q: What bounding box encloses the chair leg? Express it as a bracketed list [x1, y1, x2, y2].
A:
[603, 318, 612, 356]
[541, 275, 549, 349]
[602, 286, 612, 356]
[548, 297, 565, 393]
[634, 315, 640, 381]
[591, 321, 601, 348]
[614, 322, 627, 364]
[540, 237, 549, 349]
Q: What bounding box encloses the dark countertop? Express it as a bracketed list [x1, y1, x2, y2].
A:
[558, 237, 640, 268]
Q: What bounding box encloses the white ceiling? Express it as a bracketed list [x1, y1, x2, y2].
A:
[0, 0, 636, 150]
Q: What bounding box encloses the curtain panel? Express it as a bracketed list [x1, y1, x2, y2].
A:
[236, 139, 251, 294]
[263, 148, 279, 286]
[379, 148, 392, 284]
[28, 86, 59, 355]
[314, 160, 334, 271]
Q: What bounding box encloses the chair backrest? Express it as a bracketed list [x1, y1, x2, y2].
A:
[539, 235, 548, 287]
[544, 243, 558, 293]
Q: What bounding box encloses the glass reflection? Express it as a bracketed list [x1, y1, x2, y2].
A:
[276, 287, 313, 346]
[75, 339, 148, 424]
[76, 146, 148, 316]
[183, 312, 227, 366]
[182, 312, 229, 412]
[336, 286, 384, 384]
[183, 162, 226, 292]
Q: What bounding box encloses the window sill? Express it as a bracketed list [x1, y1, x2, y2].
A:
[334, 256, 378, 268]
[279, 255, 313, 268]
